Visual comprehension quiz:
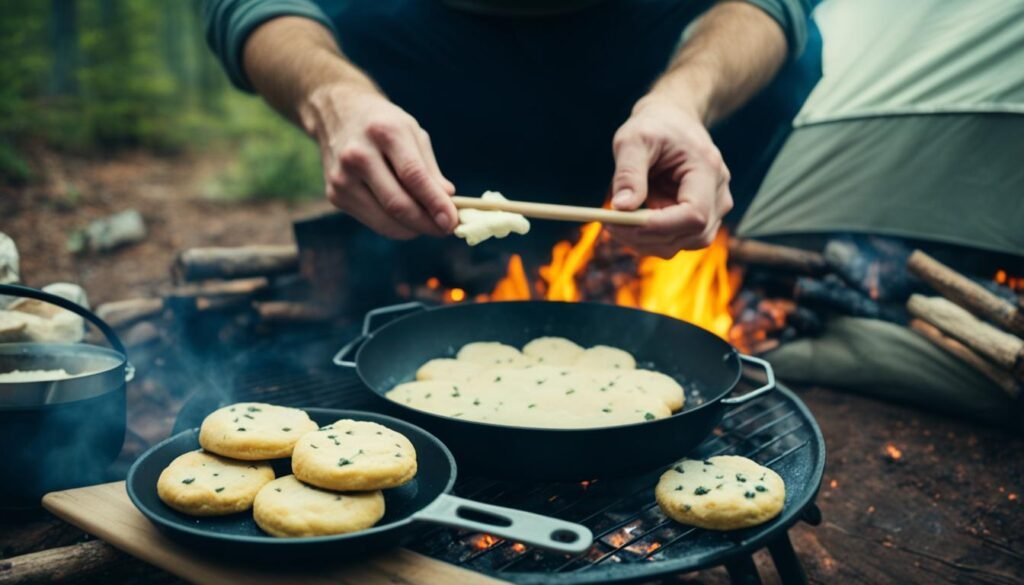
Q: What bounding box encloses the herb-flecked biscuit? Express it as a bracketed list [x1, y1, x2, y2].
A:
[573, 345, 637, 370]
[655, 455, 785, 530]
[157, 450, 274, 516]
[291, 419, 417, 491]
[199, 402, 319, 460]
[455, 341, 523, 365]
[253, 475, 385, 537]
[522, 336, 584, 365]
[415, 358, 485, 383]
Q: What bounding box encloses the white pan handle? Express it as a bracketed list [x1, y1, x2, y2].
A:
[413, 494, 593, 554]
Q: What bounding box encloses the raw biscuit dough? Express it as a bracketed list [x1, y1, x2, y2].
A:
[291, 419, 417, 491]
[390, 337, 686, 429]
[522, 336, 584, 365]
[253, 475, 385, 537]
[415, 358, 485, 383]
[573, 345, 637, 370]
[456, 341, 524, 366]
[199, 402, 319, 460]
[454, 191, 530, 246]
[157, 450, 274, 516]
[655, 455, 786, 530]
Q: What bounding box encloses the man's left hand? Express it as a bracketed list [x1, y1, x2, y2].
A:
[607, 93, 733, 258]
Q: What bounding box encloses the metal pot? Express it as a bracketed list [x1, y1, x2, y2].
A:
[334, 301, 774, 480]
[0, 284, 134, 508]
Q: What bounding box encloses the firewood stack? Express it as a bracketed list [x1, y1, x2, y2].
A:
[93, 244, 337, 354]
[906, 251, 1023, 398]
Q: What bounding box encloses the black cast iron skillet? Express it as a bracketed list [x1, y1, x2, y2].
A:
[334, 301, 774, 481]
[127, 408, 592, 560]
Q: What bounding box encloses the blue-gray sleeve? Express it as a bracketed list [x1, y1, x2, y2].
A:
[202, 0, 338, 92]
[742, 0, 812, 58]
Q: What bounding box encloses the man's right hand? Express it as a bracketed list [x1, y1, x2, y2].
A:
[302, 86, 457, 239]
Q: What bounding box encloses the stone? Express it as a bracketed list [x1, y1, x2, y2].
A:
[69, 210, 147, 253]
[6, 283, 89, 343]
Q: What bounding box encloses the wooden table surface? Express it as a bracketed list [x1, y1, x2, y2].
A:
[2, 386, 1022, 585]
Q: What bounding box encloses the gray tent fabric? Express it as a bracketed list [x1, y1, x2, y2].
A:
[737, 114, 1024, 254]
[737, 0, 1024, 255]
[762, 317, 1021, 429]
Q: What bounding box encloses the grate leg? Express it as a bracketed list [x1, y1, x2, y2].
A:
[724, 555, 763, 585]
[768, 534, 809, 585]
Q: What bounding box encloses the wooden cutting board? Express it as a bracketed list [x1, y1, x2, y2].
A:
[43, 482, 508, 585]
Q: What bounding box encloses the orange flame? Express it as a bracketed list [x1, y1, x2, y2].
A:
[478, 227, 736, 338]
[469, 534, 500, 550]
[884, 443, 903, 460]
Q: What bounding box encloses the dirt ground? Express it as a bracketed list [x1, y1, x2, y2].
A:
[0, 149, 333, 306]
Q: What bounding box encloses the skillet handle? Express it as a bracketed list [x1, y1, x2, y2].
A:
[332, 301, 427, 367]
[721, 354, 775, 405]
[414, 494, 593, 554]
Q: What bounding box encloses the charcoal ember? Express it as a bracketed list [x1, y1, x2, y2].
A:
[788, 306, 824, 335]
[823, 235, 924, 302]
[741, 269, 798, 298]
[795, 274, 906, 323]
[730, 289, 762, 316]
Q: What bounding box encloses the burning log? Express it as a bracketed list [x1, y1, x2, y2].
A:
[794, 275, 901, 322]
[909, 319, 1020, 398]
[907, 295, 1024, 381]
[728, 239, 827, 274]
[174, 245, 298, 282]
[907, 250, 1024, 337]
[95, 298, 164, 330]
[824, 237, 919, 302]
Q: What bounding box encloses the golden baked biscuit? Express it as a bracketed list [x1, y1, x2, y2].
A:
[253, 475, 385, 537]
[656, 456, 786, 530]
[199, 402, 318, 460]
[291, 419, 417, 491]
[157, 450, 274, 516]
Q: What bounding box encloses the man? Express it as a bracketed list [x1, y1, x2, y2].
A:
[204, 0, 819, 258]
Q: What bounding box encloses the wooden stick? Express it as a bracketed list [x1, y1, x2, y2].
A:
[728, 239, 828, 274]
[909, 318, 1020, 398]
[908, 250, 1024, 337]
[175, 245, 298, 282]
[451, 196, 651, 226]
[907, 294, 1024, 381]
[0, 540, 129, 584]
[165, 277, 268, 301]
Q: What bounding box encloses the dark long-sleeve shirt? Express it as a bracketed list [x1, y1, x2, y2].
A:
[203, 0, 812, 91]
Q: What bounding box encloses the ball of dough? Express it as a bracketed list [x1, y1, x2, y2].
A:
[573, 345, 637, 370]
[522, 337, 584, 365]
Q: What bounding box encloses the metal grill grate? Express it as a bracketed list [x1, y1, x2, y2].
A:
[175, 342, 824, 585]
[400, 382, 822, 584]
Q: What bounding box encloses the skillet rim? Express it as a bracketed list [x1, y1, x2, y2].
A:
[354, 300, 745, 432]
[126, 408, 457, 546]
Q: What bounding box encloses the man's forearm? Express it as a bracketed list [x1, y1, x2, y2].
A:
[649, 1, 788, 126]
[242, 16, 379, 133]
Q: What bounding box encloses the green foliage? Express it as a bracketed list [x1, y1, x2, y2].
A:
[0, 0, 319, 200]
[204, 111, 323, 202]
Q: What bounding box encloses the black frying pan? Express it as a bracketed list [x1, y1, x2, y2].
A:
[334, 301, 774, 480]
[127, 408, 592, 560]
